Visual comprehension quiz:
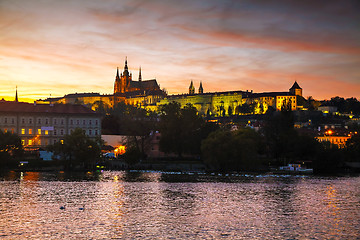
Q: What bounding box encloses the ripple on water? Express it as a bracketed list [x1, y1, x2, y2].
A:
[0, 172, 359, 239]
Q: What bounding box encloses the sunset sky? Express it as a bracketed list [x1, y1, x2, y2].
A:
[1, 0, 359, 102]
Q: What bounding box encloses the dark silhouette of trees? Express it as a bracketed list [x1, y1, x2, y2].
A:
[0, 130, 22, 168]
[158, 102, 204, 157]
[47, 128, 102, 169]
[201, 128, 263, 171]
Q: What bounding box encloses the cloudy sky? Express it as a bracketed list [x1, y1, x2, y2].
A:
[1, 0, 359, 102]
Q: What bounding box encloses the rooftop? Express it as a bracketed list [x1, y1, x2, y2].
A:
[0, 101, 98, 115]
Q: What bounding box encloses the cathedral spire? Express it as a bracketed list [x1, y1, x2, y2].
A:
[15, 86, 18, 102]
[189, 80, 195, 94]
[199, 81, 203, 94]
[138, 66, 142, 82]
[124, 56, 128, 72]
[116, 67, 120, 78]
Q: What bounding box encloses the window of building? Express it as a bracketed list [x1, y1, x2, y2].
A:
[28, 140, 32, 145]
[38, 129, 41, 135]
[70, 119, 73, 125]
[89, 130, 92, 135]
[22, 118, 25, 124]
[83, 120, 86, 125]
[45, 130, 49, 135]
[4, 118, 7, 124]
[21, 129, 25, 135]
[54, 139, 57, 144]
[38, 119, 41, 124]
[21, 140, 25, 145]
[38, 139, 41, 145]
[29, 118, 32, 124]
[77, 120, 79, 125]
[29, 129, 33, 135]
[54, 130, 57, 136]
[45, 119, 49, 124]
[60, 129, 64, 135]
[54, 119, 57, 125]
[95, 120, 98, 125]
[95, 130, 98, 136]
[89, 120, 92, 125]
[60, 140, 64, 144]
[61, 119, 64, 125]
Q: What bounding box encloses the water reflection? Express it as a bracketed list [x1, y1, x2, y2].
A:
[0, 171, 359, 239]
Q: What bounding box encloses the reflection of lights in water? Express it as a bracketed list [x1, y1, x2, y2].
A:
[325, 185, 342, 233]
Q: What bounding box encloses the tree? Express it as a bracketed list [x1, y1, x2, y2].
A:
[0, 130, 22, 168]
[47, 128, 102, 169]
[159, 102, 204, 157]
[201, 128, 263, 171]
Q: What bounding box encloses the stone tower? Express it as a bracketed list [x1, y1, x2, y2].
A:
[114, 58, 133, 94]
[189, 80, 195, 94]
[199, 82, 203, 94]
[289, 81, 302, 97]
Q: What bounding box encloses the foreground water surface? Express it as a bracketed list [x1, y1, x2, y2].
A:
[0, 171, 359, 239]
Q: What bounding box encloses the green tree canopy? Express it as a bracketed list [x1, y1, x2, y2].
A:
[201, 128, 263, 171]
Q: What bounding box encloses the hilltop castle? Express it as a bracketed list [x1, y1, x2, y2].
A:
[37, 58, 304, 116]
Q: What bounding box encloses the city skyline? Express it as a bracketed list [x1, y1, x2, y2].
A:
[1, 0, 359, 102]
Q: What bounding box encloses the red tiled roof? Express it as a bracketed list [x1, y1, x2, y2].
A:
[0, 101, 98, 115]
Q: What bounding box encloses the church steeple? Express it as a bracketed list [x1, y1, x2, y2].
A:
[189, 80, 195, 94]
[124, 57, 128, 72]
[15, 86, 18, 102]
[199, 82, 203, 94]
[138, 67, 142, 82]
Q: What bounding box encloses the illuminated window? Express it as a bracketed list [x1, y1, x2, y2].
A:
[21, 140, 25, 145]
[29, 129, 33, 135]
[38, 140, 41, 145]
[28, 140, 32, 145]
[60, 140, 64, 144]
[45, 130, 49, 135]
[21, 129, 25, 135]
[38, 129, 42, 135]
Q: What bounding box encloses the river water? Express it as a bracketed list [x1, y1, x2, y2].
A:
[0, 171, 359, 239]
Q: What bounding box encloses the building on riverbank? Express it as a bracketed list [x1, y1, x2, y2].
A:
[0, 100, 101, 148]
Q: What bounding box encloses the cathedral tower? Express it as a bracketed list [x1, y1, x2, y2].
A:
[189, 81, 195, 94]
[199, 82, 203, 94]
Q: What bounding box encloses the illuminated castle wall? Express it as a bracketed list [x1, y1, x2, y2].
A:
[158, 81, 301, 116]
